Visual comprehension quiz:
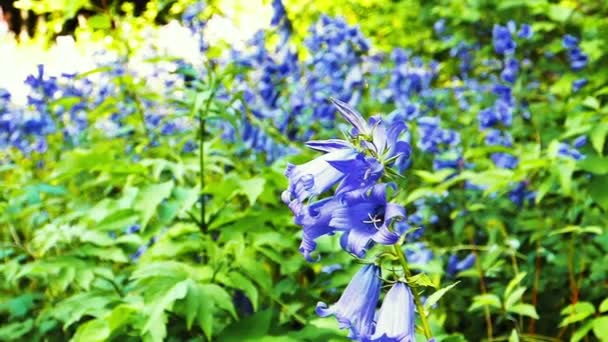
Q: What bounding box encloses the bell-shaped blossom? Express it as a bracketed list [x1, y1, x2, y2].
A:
[330, 184, 403, 257]
[365, 282, 416, 342]
[317, 264, 382, 339]
[293, 197, 342, 261]
[282, 145, 357, 206]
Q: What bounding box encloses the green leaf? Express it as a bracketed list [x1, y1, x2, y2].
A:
[582, 97, 600, 111]
[142, 279, 189, 340]
[217, 309, 273, 342]
[578, 156, 608, 174]
[407, 273, 437, 288]
[424, 282, 460, 310]
[508, 329, 519, 342]
[0, 319, 33, 340]
[224, 272, 259, 311]
[88, 14, 112, 29]
[508, 304, 539, 319]
[71, 319, 110, 342]
[504, 273, 527, 299]
[469, 294, 502, 312]
[547, 4, 573, 22]
[591, 123, 608, 155]
[571, 320, 594, 342]
[557, 160, 575, 195]
[599, 298, 608, 313]
[238, 178, 266, 205]
[504, 287, 527, 310]
[134, 181, 174, 229]
[593, 316, 608, 341]
[560, 302, 595, 327]
[590, 175, 608, 210]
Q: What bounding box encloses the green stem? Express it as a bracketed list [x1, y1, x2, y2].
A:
[393, 245, 432, 339]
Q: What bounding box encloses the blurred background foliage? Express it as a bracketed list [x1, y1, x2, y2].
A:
[1, 0, 608, 341]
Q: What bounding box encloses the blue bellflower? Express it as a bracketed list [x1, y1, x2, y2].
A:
[317, 264, 382, 339]
[330, 184, 404, 257]
[493, 25, 516, 55]
[447, 253, 476, 276]
[282, 144, 357, 206]
[365, 282, 416, 342]
[293, 197, 342, 261]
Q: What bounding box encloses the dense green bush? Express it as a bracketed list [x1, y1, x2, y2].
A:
[1, 1, 608, 341]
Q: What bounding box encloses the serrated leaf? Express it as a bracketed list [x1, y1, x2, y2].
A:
[134, 181, 174, 229]
[424, 282, 460, 310]
[508, 303, 539, 319]
[142, 280, 189, 339]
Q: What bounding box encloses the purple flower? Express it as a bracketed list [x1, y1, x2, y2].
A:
[557, 142, 584, 160]
[518, 24, 533, 39]
[563, 34, 579, 49]
[491, 152, 518, 169]
[365, 282, 416, 342]
[330, 184, 404, 257]
[317, 264, 381, 339]
[447, 253, 476, 276]
[509, 181, 535, 206]
[282, 145, 356, 205]
[293, 197, 342, 261]
[493, 24, 516, 55]
[573, 135, 587, 148]
[568, 47, 588, 71]
[572, 78, 587, 93]
[501, 58, 519, 84]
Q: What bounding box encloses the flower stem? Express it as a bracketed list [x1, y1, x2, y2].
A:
[393, 245, 433, 339]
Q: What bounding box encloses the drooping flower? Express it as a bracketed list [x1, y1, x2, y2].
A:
[365, 282, 416, 342]
[317, 264, 382, 339]
[293, 197, 342, 261]
[330, 184, 403, 257]
[282, 145, 357, 205]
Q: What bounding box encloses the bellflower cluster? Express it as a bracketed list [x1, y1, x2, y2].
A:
[562, 34, 588, 71]
[283, 99, 411, 260]
[562, 34, 588, 93]
[508, 180, 535, 207]
[303, 16, 369, 125]
[557, 136, 586, 160]
[284, 100, 421, 340]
